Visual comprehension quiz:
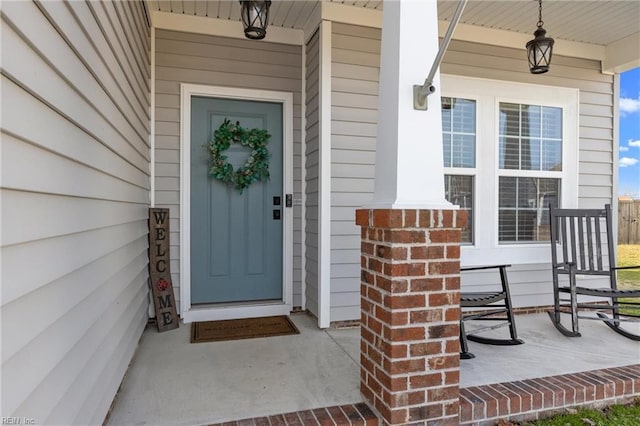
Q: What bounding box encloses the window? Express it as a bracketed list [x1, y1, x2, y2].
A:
[441, 75, 578, 265]
[442, 97, 476, 244]
[498, 103, 563, 243]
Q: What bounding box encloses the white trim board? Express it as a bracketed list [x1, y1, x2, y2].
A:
[317, 20, 332, 329]
[179, 84, 294, 323]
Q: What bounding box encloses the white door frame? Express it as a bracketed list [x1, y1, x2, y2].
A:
[179, 83, 294, 323]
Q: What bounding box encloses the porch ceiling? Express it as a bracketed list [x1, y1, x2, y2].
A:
[148, 0, 639, 48]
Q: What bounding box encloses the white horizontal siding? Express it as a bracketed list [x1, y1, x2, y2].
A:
[153, 29, 303, 310]
[1, 1, 150, 424]
[326, 23, 614, 322]
[329, 23, 379, 323]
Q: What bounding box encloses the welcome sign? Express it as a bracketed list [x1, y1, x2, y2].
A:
[149, 208, 179, 332]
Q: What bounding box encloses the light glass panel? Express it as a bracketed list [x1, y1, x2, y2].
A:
[498, 177, 560, 242]
[442, 97, 476, 169]
[499, 103, 562, 172]
[445, 175, 473, 244]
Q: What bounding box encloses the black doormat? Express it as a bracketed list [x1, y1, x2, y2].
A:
[190, 315, 300, 343]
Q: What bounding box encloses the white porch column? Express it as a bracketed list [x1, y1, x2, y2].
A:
[372, 0, 452, 210]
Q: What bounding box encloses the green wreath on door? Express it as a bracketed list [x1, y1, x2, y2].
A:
[207, 118, 271, 193]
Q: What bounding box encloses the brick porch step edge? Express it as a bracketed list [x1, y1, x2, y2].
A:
[460, 364, 640, 424]
[209, 402, 379, 426]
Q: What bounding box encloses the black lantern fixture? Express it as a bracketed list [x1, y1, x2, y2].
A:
[526, 0, 554, 74]
[239, 1, 272, 40]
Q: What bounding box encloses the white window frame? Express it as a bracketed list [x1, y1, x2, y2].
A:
[442, 95, 479, 245]
[441, 75, 579, 266]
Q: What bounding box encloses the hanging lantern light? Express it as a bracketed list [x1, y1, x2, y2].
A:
[526, 0, 554, 74]
[239, 1, 272, 40]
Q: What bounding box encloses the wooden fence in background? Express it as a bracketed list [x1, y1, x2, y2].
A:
[619, 200, 640, 244]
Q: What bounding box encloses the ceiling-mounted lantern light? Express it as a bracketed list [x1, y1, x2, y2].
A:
[526, 0, 554, 74]
[239, 1, 272, 40]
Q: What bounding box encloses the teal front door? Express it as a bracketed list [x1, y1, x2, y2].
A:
[190, 96, 283, 305]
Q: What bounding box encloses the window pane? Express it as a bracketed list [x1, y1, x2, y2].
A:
[441, 98, 452, 131]
[499, 102, 562, 172]
[522, 105, 541, 137]
[445, 175, 473, 244]
[499, 137, 520, 169]
[442, 133, 452, 167]
[452, 99, 476, 133]
[500, 103, 520, 136]
[498, 177, 560, 242]
[542, 139, 562, 171]
[451, 134, 475, 168]
[542, 107, 562, 139]
[442, 97, 476, 169]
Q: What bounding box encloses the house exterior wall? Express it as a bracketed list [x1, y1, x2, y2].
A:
[1, 1, 150, 424]
[153, 29, 303, 311]
[327, 23, 614, 322]
[330, 23, 380, 321]
[305, 29, 321, 317]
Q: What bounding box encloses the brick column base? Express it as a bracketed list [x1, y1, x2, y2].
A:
[356, 209, 466, 425]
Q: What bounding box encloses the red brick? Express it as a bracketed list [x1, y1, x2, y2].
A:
[373, 209, 403, 228]
[445, 245, 460, 259]
[386, 326, 425, 341]
[409, 373, 443, 389]
[383, 263, 408, 276]
[408, 390, 426, 405]
[356, 209, 370, 226]
[410, 278, 444, 292]
[444, 338, 460, 353]
[327, 406, 349, 425]
[428, 355, 459, 370]
[444, 307, 460, 321]
[441, 210, 454, 227]
[429, 261, 460, 275]
[428, 292, 458, 307]
[379, 341, 407, 358]
[444, 276, 460, 290]
[389, 359, 425, 375]
[388, 230, 426, 244]
[296, 410, 317, 425]
[419, 210, 432, 227]
[362, 242, 375, 255]
[403, 210, 417, 227]
[408, 403, 442, 421]
[310, 408, 332, 426]
[377, 245, 408, 260]
[376, 305, 406, 325]
[408, 263, 426, 276]
[409, 309, 443, 324]
[427, 385, 459, 403]
[367, 286, 383, 304]
[389, 408, 409, 425]
[368, 316, 383, 335]
[444, 370, 460, 385]
[429, 229, 461, 243]
[283, 412, 303, 425]
[387, 294, 425, 309]
[362, 270, 375, 285]
[409, 342, 442, 357]
[428, 324, 459, 339]
[368, 258, 383, 273]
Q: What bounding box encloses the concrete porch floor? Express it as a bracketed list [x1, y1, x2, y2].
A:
[107, 312, 639, 426]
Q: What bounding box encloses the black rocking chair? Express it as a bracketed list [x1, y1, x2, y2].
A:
[460, 265, 524, 359]
[548, 204, 640, 340]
